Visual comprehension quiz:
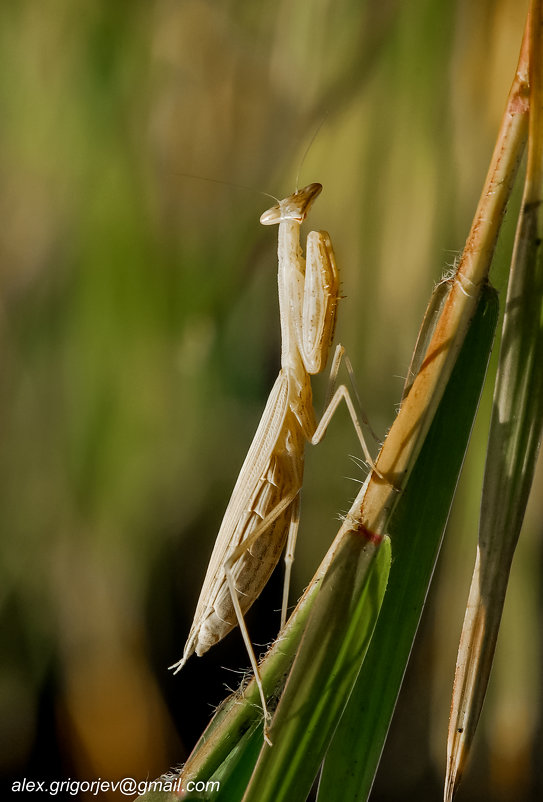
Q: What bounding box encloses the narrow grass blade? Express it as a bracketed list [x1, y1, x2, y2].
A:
[317, 284, 498, 802]
[185, 721, 264, 801]
[445, 3, 543, 797]
[241, 531, 391, 802]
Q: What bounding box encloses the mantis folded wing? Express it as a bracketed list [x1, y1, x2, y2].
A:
[171, 183, 376, 742]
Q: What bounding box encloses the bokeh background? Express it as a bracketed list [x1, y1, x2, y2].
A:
[1, 0, 541, 799]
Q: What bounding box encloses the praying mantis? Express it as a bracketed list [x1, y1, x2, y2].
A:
[170, 183, 378, 741]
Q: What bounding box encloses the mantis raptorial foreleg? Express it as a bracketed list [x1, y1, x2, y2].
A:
[172, 183, 382, 744]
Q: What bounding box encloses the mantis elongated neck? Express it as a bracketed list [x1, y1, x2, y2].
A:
[277, 219, 305, 373]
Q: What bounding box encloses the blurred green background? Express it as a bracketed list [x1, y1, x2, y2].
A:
[1, 0, 541, 799]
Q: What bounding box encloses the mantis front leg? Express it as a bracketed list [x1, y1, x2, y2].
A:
[295, 230, 380, 472]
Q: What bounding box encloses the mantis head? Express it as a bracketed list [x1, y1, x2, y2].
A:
[260, 183, 323, 226]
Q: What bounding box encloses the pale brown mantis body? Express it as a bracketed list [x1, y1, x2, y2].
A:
[170, 183, 376, 742]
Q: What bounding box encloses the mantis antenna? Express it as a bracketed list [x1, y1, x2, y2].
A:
[295, 112, 329, 192]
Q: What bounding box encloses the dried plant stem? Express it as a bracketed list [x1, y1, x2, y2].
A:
[357, 8, 530, 538]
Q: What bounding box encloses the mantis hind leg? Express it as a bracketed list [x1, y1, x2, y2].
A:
[281, 493, 300, 630]
[224, 485, 300, 745]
